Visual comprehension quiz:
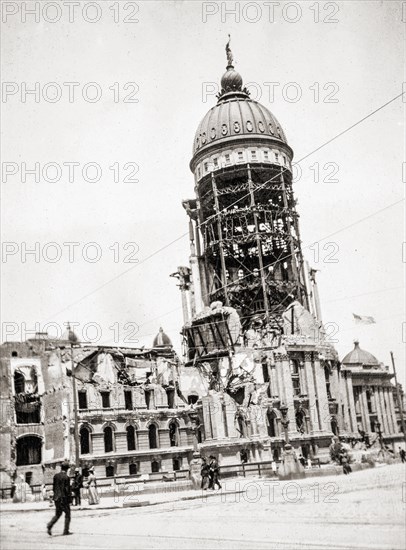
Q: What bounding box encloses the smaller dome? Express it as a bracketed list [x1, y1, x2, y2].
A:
[220, 66, 243, 94]
[342, 341, 379, 366]
[153, 327, 172, 349]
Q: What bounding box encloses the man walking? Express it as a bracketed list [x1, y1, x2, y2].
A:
[399, 447, 406, 463]
[209, 455, 222, 490]
[47, 462, 72, 536]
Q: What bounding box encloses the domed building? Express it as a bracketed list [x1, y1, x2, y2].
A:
[174, 40, 364, 467]
[341, 341, 401, 444]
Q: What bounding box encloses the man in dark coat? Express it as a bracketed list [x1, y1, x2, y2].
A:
[209, 455, 222, 490]
[47, 462, 72, 536]
[72, 468, 83, 506]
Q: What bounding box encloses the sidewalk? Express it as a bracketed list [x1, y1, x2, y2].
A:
[0, 461, 394, 514]
[0, 478, 246, 513]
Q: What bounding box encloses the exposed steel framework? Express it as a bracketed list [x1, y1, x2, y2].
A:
[196, 161, 309, 328]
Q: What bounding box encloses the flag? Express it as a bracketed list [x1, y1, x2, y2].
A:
[353, 313, 376, 325]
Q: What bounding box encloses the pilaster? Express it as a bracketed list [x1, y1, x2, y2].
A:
[303, 352, 318, 432]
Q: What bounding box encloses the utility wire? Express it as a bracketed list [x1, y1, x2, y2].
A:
[44, 91, 405, 322]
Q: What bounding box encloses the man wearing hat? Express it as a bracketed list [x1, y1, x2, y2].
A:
[72, 468, 83, 506]
[47, 461, 72, 536]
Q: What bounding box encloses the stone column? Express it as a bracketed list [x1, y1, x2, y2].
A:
[379, 388, 390, 434]
[269, 359, 279, 399]
[279, 354, 296, 433]
[361, 389, 371, 432]
[385, 389, 396, 434]
[376, 388, 387, 434]
[274, 355, 286, 404]
[331, 366, 344, 432]
[298, 359, 307, 396]
[345, 374, 357, 434]
[388, 389, 398, 433]
[304, 352, 318, 432]
[313, 355, 330, 432]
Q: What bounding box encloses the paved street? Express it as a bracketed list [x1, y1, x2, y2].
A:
[1, 464, 405, 550]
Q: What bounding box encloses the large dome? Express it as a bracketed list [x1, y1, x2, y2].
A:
[341, 341, 380, 366]
[192, 62, 289, 163]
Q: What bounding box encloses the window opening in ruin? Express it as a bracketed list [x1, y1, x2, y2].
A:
[126, 425, 136, 451]
[106, 465, 114, 477]
[295, 409, 306, 434]
[14, 371, 25, 394]
[101, 391, 110, 408]
[16, 435, 42, 466]
[188, 394, 198, 405]
[104, 426, 114, 453]
[80, 426, 91, 454]
[78, 390, 88, 410]
[266, 410, 277, 438]
[124, 390, 133, 410]
[290, 360, 301, 396]
[129, 463, 138, 475]
[148, 424, 158, 449]
[172, 458, 181, 471]
[169, 422, 179, 447]
[151, 460, 160, 473]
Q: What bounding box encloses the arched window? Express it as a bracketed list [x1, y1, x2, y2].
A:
[14, 371, 25, 394]
[169, 421, 179, 447]
[266, 410, 277, 438]
[80, 426, 91, 455]
[151, 460, 160, 473]
[148, 424, 158, 449]
[104, 426, 114, 453]
[126, 425, 136, 451]
[16, 435, 42, 466]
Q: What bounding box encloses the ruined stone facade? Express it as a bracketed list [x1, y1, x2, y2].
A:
[0, 47, 404, 492]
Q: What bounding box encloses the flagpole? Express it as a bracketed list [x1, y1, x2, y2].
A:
[390, 351, 406, 444]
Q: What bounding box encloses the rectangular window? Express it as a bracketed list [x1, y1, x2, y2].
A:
[124, 390, 133, 410]
[213, 157, 218, 168]
[78, 391, 88, 410]
[251, 150, 257, 160]
[203, 162, 208, 172]
[197, 167, 201, 178]
[275, 152, 279, 163]
[225, 153, 231, 164]
[237, 151, 244, 162]
[101, 391, 110, 408]
[263, 150, 269, 161]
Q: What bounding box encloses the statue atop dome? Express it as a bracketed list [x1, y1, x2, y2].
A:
[225, 34, 234, 68]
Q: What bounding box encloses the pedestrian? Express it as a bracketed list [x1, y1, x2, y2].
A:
[46, 461, 72, 536]
[209, 455, 221, 490]
[298, 454, 306, 468]
[201, 458, 210, 490]
[399, 447, 406, 463]
[87, 467, 99, 505]
[72, 468, 83, 506]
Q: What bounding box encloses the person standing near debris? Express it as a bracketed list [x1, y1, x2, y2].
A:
[201, 458, 210, 490]
[209, 455, 222, 490]
[87, 467, 99, 505]
[399, 447, 406, 463]
[47, 462, 72, 536]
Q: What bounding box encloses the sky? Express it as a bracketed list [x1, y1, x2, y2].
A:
[1, 1, 405, 381]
